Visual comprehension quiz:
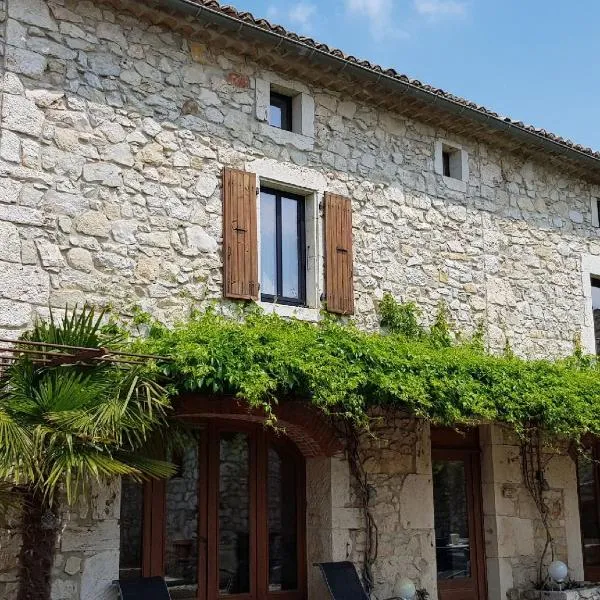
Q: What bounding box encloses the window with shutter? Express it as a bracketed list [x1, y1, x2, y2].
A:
[223, 168, 258, 300]
[324, 192, 354, 315]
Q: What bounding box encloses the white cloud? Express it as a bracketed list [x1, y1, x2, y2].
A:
[414, 0, 467, 18]
[288, 3, 317, 29]
[345, 0, 405, 38]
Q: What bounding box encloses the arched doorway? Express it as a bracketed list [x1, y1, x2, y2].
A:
[119, 420, 309, 600]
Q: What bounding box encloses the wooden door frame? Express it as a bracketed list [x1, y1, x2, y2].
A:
[432, 428, 487, 600]
[137, 419, 307, 600]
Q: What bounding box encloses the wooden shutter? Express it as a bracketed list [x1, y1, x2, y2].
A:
[223, 168, 258, 300]
[325, 192, 354, 314]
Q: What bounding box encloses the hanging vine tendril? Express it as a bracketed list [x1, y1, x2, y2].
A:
[520, 426, 555, 587]
[342, 419, 379, 595]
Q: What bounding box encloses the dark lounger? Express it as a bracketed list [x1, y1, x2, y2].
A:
[315, 561, 403, 600]
[114, 576, 172, 600]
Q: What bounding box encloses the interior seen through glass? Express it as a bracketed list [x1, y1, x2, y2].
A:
[260, 191, 277, 297]
[268, 445, 299, 591]
[592, 278, 600, 354]
[164, 434, 200, 598]
[578, 448, 600, 566]
[219, 432, 251, 595]
[433, 459, 472, 580]
[281, 197, 299, 299]
[269, 103, 283, 129]
[260, 190, 303, 303]
[118, 479, 144, 580]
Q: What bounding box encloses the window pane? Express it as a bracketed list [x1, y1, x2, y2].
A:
[269, 103, 283, 128]
[165, 436, 199, 598]
[268, 446, 298, 591]
[433, 460, 472, 580]
[592, 279, 600, 354]
[442, 152, 451, 177]
[119, 479, 144, 580]
[261, 192, 277, 298]
[281, 197, 300, 300]
[578, 449, 600, 566]
[219, 432, 251, 595]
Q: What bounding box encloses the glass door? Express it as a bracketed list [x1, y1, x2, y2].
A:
[432, 432, 486, 600]
[206, 423, 306, 600]
[577, 440, 600, 581]
[118, 422, 306, 600]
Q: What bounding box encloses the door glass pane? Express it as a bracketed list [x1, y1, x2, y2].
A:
[281, 197, 300, 300]
[578, 449, 600, 566]
[165, 436, 199, 598]
[261, 191, 277, 297]
[592, 279, 600, 354]
[433, 460, 472, 580]
[268, 446, 298, 591]
[119, 479, 144, 580]
[219, 432, 251, 595]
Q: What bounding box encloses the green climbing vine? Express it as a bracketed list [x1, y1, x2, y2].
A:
[125, 293, 600, 443]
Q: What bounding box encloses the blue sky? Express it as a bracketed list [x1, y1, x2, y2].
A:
[232, 0, 600, 150]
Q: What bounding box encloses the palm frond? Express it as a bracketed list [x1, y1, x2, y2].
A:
[0, 306, 174, 506]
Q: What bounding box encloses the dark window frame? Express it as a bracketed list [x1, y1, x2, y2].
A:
[269, 91, 293, 132]
[260, 187, 307, 307]
[596, 200, 600, 226]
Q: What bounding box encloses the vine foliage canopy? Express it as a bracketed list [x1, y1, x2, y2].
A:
[132, 295, 600, 441]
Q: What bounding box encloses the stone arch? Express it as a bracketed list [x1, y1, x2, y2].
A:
[175, 395, 343, 458]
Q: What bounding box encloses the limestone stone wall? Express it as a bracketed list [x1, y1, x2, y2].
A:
[481, 425, 583, 600]
[306, 415, 437, 600]
[0, 0, 599, 355]
[0, 0, 598, 598]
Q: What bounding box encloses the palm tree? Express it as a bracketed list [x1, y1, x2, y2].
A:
[0, 307, 175, 600]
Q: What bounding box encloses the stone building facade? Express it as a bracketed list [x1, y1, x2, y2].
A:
[0, 0, 599, 599]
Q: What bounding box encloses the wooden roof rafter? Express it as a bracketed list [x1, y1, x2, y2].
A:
[0, 337, 171, 375]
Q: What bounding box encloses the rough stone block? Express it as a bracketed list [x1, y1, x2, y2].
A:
[74, 211, 110, 238]
[80, 550, 118, 600]
[0, 263, 50, 304]
[399, 473, 434, 530]
[35, 239, 64, 269]
[2, 94, 44, 136]
[0, 222, 21, 263]
[0, 299, 32, 328]
[185, 225, 217, 253]
[5, 47, 47, 77]
[8, 0, 58, 30]
[82, 163, 122, 187]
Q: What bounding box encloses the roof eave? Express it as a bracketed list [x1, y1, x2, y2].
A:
[160, 0, 600, 177]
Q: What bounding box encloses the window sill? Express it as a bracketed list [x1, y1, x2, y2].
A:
[258, 122, 314, 151]
[442, 175, 467, 192]
[256, 301, 320, 322]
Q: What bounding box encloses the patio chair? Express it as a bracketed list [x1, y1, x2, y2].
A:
[315, 561, 403, 600]
[114, 576, 172, 600]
